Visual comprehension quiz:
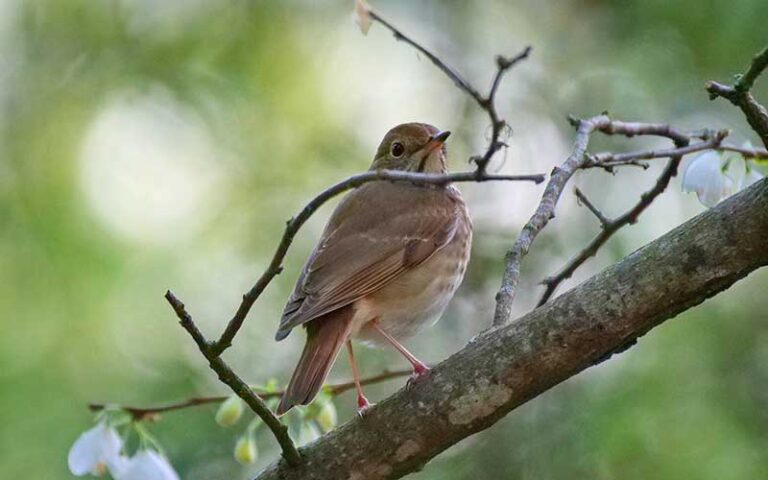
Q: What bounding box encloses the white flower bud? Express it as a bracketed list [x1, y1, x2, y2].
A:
[215, 395, 244, 427]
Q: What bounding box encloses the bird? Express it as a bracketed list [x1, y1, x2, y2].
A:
[274, 122, 472, 415]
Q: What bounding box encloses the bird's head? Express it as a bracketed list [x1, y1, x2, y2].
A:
[370, 123, 451, 173]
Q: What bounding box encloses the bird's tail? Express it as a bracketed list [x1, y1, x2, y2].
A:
[276, 306, 353, 416]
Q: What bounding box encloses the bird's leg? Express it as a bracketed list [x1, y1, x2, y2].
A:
[371, 320, 430, 378]
[346, 340, 372, 414]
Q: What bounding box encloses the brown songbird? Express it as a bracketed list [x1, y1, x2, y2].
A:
[275, 122, 472, 415]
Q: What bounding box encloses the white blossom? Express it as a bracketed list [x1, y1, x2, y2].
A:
[682, 151, 736, 206]
[68, 422, 126, 477]
[117, 450, 180, 480]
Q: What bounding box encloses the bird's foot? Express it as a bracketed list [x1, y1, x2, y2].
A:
[406, 362, 431, 389]
[356, 393, 374, 417]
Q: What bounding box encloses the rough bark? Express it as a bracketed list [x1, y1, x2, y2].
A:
[256, 177, 768, 480]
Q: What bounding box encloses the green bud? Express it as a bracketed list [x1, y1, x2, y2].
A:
[315, 401, 337, 433]
[216, 395, 244, 427]
[234, 434, 258, 465]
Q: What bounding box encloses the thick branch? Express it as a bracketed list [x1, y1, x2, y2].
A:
[256, 178, 768, 480]
[212, 170, 543, 355]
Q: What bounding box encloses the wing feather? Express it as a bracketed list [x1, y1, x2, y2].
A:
[275, 182, 461, 340]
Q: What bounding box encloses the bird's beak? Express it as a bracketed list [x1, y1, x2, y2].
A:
[424, 130, 451, 152]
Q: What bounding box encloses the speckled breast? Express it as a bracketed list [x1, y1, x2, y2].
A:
[355, 185, 472, 344]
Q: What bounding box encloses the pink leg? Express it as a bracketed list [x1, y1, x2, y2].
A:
[346, 340, 372, 413]
[371, 321, 430, 377]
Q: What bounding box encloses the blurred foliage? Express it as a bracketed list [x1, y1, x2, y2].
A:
[1, 0, 767, 478]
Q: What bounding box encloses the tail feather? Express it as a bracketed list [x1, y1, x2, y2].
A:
[276, 306, 353, 415]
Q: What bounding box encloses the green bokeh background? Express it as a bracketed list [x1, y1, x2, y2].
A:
[2, 1, 767, 478]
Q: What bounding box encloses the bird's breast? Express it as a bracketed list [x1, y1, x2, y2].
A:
[353, 199, 472, 344]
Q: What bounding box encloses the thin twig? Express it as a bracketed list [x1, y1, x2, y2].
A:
[536, 127, 705, 306]
[368, 9, 531, 174]
[492, 114, 612, 326]
[164, 291, 302, 466]
[584, 132, 728, 168]
[211, 170, 543, 355]
[706, 45, 768, 148]
[574, 187, 611, 228]
[88, 369, 411, 421]
[735, 46, 768, 93]
[718, 144, 768, 159]
[368, 11, 485, 106]
[493, 117, 728, 323]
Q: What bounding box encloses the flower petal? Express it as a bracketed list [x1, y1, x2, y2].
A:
[68, 422, 124, 477]
[118, 450, 180, 480]
[682, 151, 729, 207]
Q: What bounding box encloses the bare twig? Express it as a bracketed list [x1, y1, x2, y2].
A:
[89, 369, 411, 421]
[368, 9, 531, 173]
[539, 155, 683, 306]
[533, 128, 736, 305]
[492, 115, 611, 326]
[706, 46, 768, 148]
[211, 170, 543, 356]
[368, 11, 484, 105]
[492, 118, 730, 323]
[718, 144, 768, 159]
[574, 187, 611, 228]
[584, 131, 728, 168]
[164, 291, 302, 466]
[735, 46, 768, 93]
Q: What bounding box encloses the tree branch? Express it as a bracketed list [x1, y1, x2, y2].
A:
[88, 369, 411, 421]
[538, 154, 682, 306]
[88, 370, 408, 423]
[164, 291, 302, 466]
[706, 46, 768, 148]
[584, 131, 728, 168]
[573, 187, 611, 228]
[537, 129, 735, 305]
[368, 9, 531, 173]
[255, 178, 768, 480]
[492, 114, 611, 326]
[492, 118, 731, 325]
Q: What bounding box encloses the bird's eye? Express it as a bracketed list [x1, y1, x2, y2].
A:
[390, 142, 405, 158]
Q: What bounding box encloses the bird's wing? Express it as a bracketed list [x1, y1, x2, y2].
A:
[275, 182, 461, 340]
